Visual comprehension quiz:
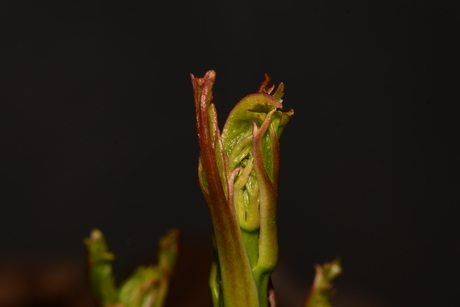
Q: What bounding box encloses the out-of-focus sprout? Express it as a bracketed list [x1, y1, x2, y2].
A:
[84, 229, 179, 307]
[304, 258, 342, 307]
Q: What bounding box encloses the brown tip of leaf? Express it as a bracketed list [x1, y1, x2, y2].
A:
[258, 73, 272, 93]
[190, 70, 216, 88]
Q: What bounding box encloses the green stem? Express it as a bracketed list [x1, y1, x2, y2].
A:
[241, 230, 259, 269]
[209, 250, 222, 307]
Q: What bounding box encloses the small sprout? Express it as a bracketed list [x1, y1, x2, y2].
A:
[304, 258, 342, 307]
[84, 229, 180, 307]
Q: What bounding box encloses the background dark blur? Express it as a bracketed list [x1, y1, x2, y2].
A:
[1, 1, 458, 306]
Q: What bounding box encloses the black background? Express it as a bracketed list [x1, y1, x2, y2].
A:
[1, 1, 458, 306]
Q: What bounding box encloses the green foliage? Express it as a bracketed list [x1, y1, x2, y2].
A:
[83, 71, 341, 307]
